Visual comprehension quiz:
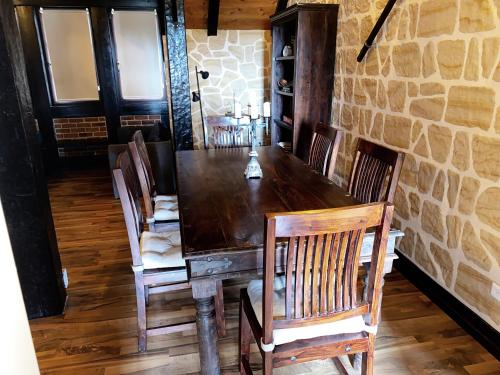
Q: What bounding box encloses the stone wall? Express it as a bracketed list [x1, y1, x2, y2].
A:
[186, 29, 271, 149]
[333, 0, 500, 330]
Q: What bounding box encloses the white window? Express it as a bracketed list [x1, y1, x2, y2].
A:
[112, 9, 164, 100]
[39, 8, 99, 103]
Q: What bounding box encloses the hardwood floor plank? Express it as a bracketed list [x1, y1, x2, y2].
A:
[27, 169, 498, 374]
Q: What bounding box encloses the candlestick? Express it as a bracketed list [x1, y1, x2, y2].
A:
[250, 104, 259, 120]
[263, 102, 271, 118]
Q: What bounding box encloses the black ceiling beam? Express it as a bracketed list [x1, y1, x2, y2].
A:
[207, 0, 219, 36]
[13, 0, 159, 7]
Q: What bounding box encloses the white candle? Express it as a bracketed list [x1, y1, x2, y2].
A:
[263, 102, 271, 117]
[250, 104, 259, 120]
[234, 102, 242, 118]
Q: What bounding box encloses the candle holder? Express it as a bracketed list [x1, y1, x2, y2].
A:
[244, 117, 269, 179]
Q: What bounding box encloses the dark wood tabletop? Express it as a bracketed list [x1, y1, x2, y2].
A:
[176, 146, 359, 259]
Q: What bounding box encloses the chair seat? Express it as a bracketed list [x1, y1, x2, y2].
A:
[153, 198, 179, 222]
[140, 230, 185, 269]
[248, 276, 374, 346]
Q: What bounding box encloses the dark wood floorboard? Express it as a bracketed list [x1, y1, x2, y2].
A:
[28, 169, 499, 374]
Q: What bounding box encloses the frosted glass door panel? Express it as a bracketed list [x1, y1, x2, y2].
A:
[40, 9, 99, 102]
[112, 10, 164, 100]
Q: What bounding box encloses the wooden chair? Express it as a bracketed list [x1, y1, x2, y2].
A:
[307, 123, 343, 179]
[129, 130, 179, 232]
[238, 202, 394, 374]
[114, 151, 225, 352]
[348, 139, 404, 203]
[212, 124, 251, 149]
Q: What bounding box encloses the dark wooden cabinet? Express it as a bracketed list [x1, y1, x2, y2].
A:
[270, 4, 338, 160]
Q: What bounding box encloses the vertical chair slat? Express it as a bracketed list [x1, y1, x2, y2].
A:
[285, 236, 297, 319]
[311, 234, 325, 316]
[335, 232, 349, 311]
[303, 235, 315, 317]
[350, 228, 367, 308]
[320, 233, 333, 314]
[327, 233, 340, 312]
[343, 230, 359, 310]
[294, 236, 306, 319]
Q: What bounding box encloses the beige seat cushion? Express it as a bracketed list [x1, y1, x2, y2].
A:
[154, 194, 178, 203]
[153, 198, 179, 221]
[247, 276, 375, 346]
[140, 230, 185, 269]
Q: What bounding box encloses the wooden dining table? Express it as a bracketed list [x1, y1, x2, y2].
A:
[176, 146, 402, 375]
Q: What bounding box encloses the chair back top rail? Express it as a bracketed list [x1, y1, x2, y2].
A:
[347, 138, 404, 203]
[261, 202, 394, 345]
[129, 131, 155, 219]
[308, 123, 342, 179]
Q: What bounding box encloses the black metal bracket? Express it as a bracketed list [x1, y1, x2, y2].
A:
[357, 0, 397, 62]
[207, 0, 219, 36]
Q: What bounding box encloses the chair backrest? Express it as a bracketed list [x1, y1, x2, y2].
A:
[307, 124, 343, 179]
[113, 151, 143, 266]
[129, 130, 155, 219]
[261, 203, 394, 345]
[212, 125, 251, 149]
[348, 139, 404, 203]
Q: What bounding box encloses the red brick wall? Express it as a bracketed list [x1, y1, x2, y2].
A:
[53, 117, 108, 140]
[120, 114, 161, 126]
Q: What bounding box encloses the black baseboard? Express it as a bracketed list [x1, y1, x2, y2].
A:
[394, 250, 500, 360]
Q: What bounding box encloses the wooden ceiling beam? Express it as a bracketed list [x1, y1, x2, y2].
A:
[207, 0, 220, 36]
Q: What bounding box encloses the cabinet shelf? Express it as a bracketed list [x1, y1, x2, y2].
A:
[275, 56, 295, 61]
[274, 119, 293, 131]
[275, 90, 294, 97]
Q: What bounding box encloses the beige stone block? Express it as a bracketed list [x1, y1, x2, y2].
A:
[455, 263, 500, 324]
[409, 192, 421, 217]
[362, 79, 377, 106]
[377, 80, 387, 109]
[228, 45, 244, 60]
[239, 63, 258, 78]
[482, 37, 500, 78]
[476, 187, 500, 231]
[343, 77, 353, 102]
[451, 132, 470, 172]
[432, 170, 446, 201]
[496, 108, 500, 134]
[437, 40, 466, 79]
[472, 135, 500, 181]
[408, 82, 418, 97]
[394, 186, 410, 220]
[409, 4, 419, 39]
[413, 134, 429, 158]
[458, 177, 480, 215]
[222, 58, 238, 72]
[378, 45, 390, 69]
[447, 215, 462, 249]
[355, 0, 370, 12]
[244, 46, 254, 63]
[227, 31, 238, 44]
[410, 98, 445, 121]
[370, 113, 384, 140]
[422, 42, 437, 78]
[239, 30, 260, 46]
[445, 86, 495, 130]
[428, 124, 452, 163]
[462, 221, 492, 271]
[418, 161, 437, 193]
[447, 171, 460, 208]
[495, 0, 500, 18]
[464, 38, 480, 81]
[399, 227, 416, 257]
[345, 49, 357, 74]
[341, 105, 353, 130]
[398, 9, 409, 40]
[415, 234, 438, 278]
[365, 50, 379, 76]
[418, 0, 458, 37]
[360, 15, 373, 44]
[412, 121, 423, 143]
[203, 59, 223, 77]
[400, 154, 418, 188]
[421, 200, 445, 241]
[191, 29, 208, 44]
[385, 8, 400, 42]
[494, 62, 500, 82]
[343, 18, 359, 46]
[208, 33, 227, 51]
[420, 83, 445, 96]
[480, 230, 500, 267]
[387, 81, 406, 113]
[393, 43, 421, 77]
[354, 79, 367, 105]
[430, 243, 454, 287]
[383, 115, 412, 149]
[459, 0, 496, 33]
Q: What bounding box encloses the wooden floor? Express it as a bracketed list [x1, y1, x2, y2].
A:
[29, 169, 499, 374]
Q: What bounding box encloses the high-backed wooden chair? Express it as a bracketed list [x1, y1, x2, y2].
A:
[348, 139, 404, 203]
[129, 130, 179, 232]
[213, 125, 251, 149]
[114, 151, 225, 352]
[307, 124, 343, 179]
[238, 203, 394, 374]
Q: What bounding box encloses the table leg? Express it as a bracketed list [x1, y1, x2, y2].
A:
[192, 280, 220, 375]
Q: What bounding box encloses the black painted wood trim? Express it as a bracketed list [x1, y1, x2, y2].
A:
[164, 0, 193, 150]
[395, 250, 500, 360]
[207, 0, 219, 36]
[275, 0, 288, 13]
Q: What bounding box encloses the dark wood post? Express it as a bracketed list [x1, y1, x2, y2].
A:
[164, 0, 194, 150]
[0, 0, 66, 318]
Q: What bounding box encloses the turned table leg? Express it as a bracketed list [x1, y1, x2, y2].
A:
[192, 280, 220, 375]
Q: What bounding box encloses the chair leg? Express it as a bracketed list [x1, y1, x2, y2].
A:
[263, 352, 273, 375]
[134, 271, 147, 352]
[239, 293, 252, 374]
[144, 285, 149, 306]
[215, 280, 226, 337]
[361, 334, 375, 375]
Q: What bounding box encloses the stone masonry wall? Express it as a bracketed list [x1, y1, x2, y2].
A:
[333, 0, 500, 329]
[186, 30, 272, 149]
